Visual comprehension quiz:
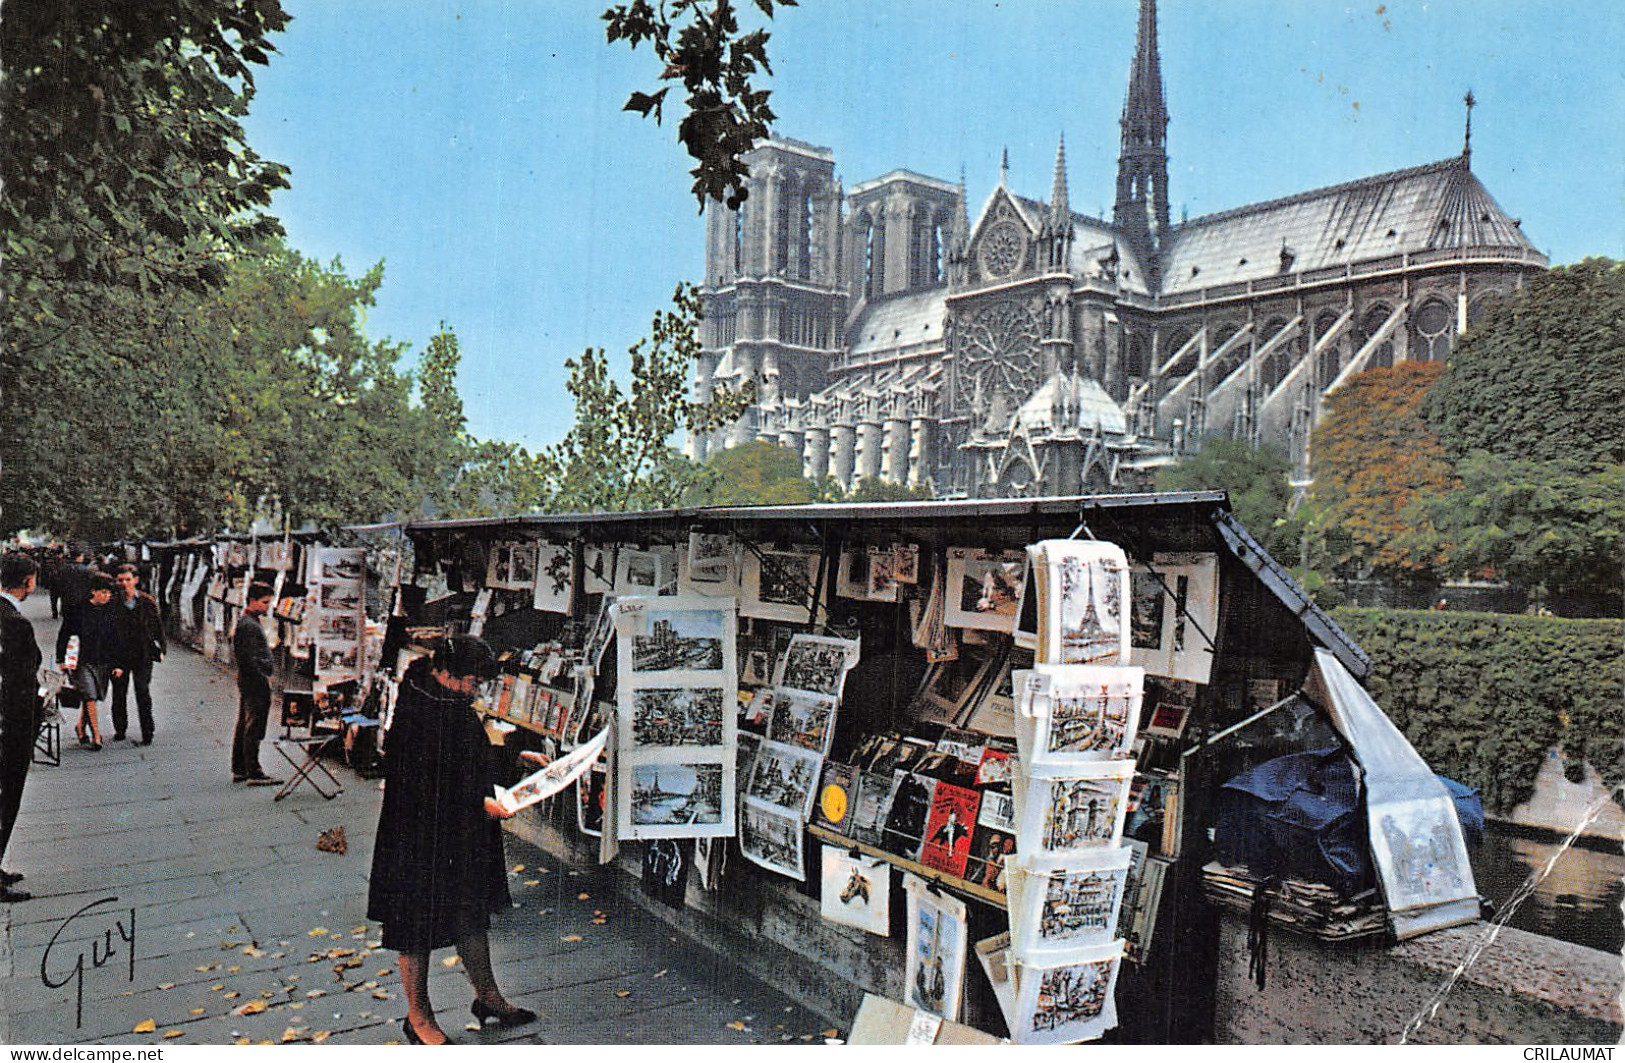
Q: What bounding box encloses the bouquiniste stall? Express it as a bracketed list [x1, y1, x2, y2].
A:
[389, 493, 1479, 1044]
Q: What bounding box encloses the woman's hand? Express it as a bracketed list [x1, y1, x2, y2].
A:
[483, 796, 515, 820]
[519, 750, 551, 768]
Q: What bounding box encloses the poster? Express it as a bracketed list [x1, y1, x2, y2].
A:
[773, 633, 861, 699]
[485, 539, 538, 590]
[745, 738, 822, 821]
[739, 797, 805, 881]
[1129, 553, 1219, 684]
[820, 846, 891, 936]
[918, 782, 981, 879]
[765, 688, 839, 755]
[902, 874, 968, 1022]
[1011, 941, 1125, 1045]
[532, 542, 574, 613]
[614, 597, 737, 839]
[815, 760, 858, 834]
[307, 545, 366, 687]
[943, 547, 1026, 633]
[493, 725, 610, 815]
[615, 547, 677, 596]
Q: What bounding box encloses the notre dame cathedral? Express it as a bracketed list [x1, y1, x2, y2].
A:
[688, 0, 1546, 498]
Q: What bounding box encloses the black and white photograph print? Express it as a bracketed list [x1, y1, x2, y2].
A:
[630, 608, 727, 673]
[532, 542, 575, 613]
[740, 546, 819, 623]
[944, 547, 1027, 633]
[746, 739, 822, 821]
[766, 689, 839, 754]
[687, 530, 736, 578]
[485, 540, 538, 590]
[315, 640, 359, 677]
[773, 633, 860, 698]
[318, 580, 361, 612]
[1128, 553, 1219, 684]
[629, 762, 724, 828]
[820, 846, 891, 936]
[835, 547, 874, 600]
[617, 548, 671, 594]
[740, 798, 806, 882]
[314, 547, 363, 582]
[631, 687, 726, 748]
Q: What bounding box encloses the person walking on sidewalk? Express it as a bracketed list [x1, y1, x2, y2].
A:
[0, 554, 44, 902]
[368, 636, 544, 1045]
[109, 564, 166, 745]
[58, 573, 116, 750]
[231, 582, 280, 786]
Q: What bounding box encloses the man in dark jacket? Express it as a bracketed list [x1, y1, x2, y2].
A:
[231, 582, 280, 785]
[110, 564, 166, 745]
[0, 554, 44, 901]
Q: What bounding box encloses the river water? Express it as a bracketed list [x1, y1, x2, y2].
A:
[1468, 826, 1624, 955]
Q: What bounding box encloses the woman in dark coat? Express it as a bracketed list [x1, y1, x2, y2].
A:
[368, 636, 545, 1045]
[57, 573, 117, 750]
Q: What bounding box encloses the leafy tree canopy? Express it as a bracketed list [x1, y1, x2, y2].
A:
[605, 0, 795, 209]
[1425, 258, 1625, 471]
[1154, 438, 1304, 562]
[684, 441, 816, 506]
[539, 284, 752, 513]
[1310, 362, 1460, 583]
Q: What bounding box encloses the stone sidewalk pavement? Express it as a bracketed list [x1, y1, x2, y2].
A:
[0, 594, 835, 1046]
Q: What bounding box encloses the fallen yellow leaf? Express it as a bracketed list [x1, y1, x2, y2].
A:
[133, 1019, 157, 1034]
[372, 990, 391, 1000]
[289, 1002, 305, 1011]
[210, 984, 224, 991]
[352, 925, 368, 934]
[308, 927, 329, 937]
[727, 1021, 747, 1031]
[190, 1008, 205, 1016]
[195, 964, 218, 972]
[464, 1021, 482, 1032]
[615, 990, 631, 998]
[821, 1029, 839, 1038]
[281, 1027, 304, 1042]
[225, 992, 240, 999]
[560, 935, 581, 943]
[440, 955, 461, 968]
[523, 879, 540, 886]
[511, 864, 526, 873]
[577, 892, 590, 901]
[163, 1030, 185, 1040]
[227, 965, 242, 973]
[157, 982, 175, 990]
[306, 990, 327, 999]
[312, 1032, 331, 1044]
[654, 970, 668, 978]
[235, 1038, 252, 1046]
[235, 999, 268, 1016]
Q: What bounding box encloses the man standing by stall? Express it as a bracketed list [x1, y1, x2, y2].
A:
[110, 564, 166, 745]
[231, 582, 281, 786]
[0, 554, 43, 901]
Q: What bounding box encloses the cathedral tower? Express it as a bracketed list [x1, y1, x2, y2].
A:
[1114, 0, 1171, 290]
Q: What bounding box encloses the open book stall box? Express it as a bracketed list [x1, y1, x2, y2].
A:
[333, 492, 1475, 1044]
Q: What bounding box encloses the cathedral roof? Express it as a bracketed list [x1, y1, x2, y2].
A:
[1014, 372, 1127, 439]
[1160, 156, 1543, 293]
[848, 288, 947, 358]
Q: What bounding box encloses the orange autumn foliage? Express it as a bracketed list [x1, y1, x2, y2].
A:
[1311, 362, 1460, 579]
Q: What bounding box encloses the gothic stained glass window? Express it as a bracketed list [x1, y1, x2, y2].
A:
[979, 220, 1027, 279]
[955, 299, 1042, 419]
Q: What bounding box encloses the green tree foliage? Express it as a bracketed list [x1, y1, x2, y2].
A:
[1309, 362, 1460, 583]
[1335, 607, 1623, 813]
[1155, 439, 1305, 562]
[1, 0, 289, 303]
[604, 0, 795, 209]
[539, 284, 751, 513]
[3, 241, 466, 539]
[684, 441, 817, 505]
[1425, 258, 1624, 470]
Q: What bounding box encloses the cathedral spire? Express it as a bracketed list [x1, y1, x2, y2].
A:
[1050, 134, 1070, 226]
[1000, 147, 1010, 186]
[1462, 88, 1476, 163]
[1115, 0, 1171, 288]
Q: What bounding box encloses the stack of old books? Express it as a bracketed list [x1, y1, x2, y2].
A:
[1201, 861, 1386, 940]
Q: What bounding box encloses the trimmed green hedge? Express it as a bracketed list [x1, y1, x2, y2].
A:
[1331, 608, 1624, 814]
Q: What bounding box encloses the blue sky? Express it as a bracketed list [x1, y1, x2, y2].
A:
[242, 0, 1625, 452]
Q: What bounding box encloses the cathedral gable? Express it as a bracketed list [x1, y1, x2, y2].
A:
[968, 190, 1040, 286]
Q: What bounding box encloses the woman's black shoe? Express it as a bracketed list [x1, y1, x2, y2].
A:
[471, 1000, 536, 1027]
[402, 1017, 423, 1044]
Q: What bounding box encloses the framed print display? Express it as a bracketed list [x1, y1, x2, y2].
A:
[1013, 665, 1144, 764]
[1011, 940, 1125, 1044]
[903, 873, 968, 1021]
[582, 544, 617, 594]
[880, 541, 920, 584]
[740, 545, 820, 623]
[961, 650, 1021, 737]
[739, 797, 805, 881]
[820, 846, 891, 935]
[773, 633, 861, 699]
[486, 540, 538, 590]
[745, 738, 822, 821]
[1129, 553, 1219, 684]
[943, 547, 1026, 633]
[765, 688, 839, 755]
[532, 542, 574, 613]
[614, 597, 737, 839]
[1013, 759, 1134, 861]
[1005, 847, 1132, 959]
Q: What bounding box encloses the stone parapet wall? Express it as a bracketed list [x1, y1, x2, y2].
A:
[1214, 912, 1624, 1045]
